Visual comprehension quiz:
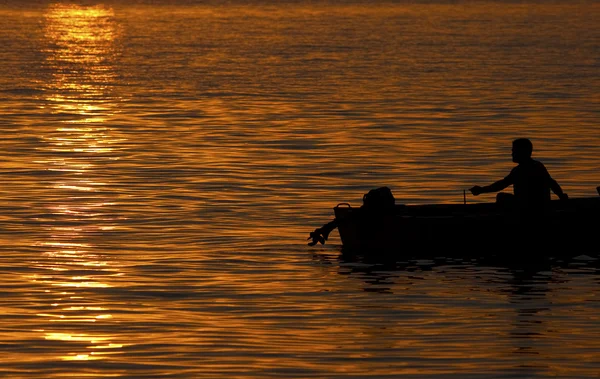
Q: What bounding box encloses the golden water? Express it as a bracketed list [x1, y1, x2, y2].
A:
[0, 1, 598, 378]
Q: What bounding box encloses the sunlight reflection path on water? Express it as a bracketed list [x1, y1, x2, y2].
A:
[30, 3, 126, 364]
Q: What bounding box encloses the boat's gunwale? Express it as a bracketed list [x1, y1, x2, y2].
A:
[332, 196, 600, 252]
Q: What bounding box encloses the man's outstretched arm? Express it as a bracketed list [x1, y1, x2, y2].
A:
[470, 177, 511, 196]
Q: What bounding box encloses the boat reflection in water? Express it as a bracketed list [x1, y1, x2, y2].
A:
[319, 240, 600, 378]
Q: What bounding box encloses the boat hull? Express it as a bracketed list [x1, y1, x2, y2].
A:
[333, 197, 600, 254]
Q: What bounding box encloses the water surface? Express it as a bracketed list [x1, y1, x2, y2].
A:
[0, 1, 599, 378]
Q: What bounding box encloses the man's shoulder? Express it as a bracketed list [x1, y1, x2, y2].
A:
[531, 159, 550, 172]
[518, 159, 547, 169]
[515, 159, 550, 178]
[510, 159, 545, 175]
[509, 163, 522, 174]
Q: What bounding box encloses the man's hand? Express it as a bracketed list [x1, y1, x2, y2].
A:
[470, 186, 483, 196]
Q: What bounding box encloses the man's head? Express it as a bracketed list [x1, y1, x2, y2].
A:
[512, 138, 533, 163]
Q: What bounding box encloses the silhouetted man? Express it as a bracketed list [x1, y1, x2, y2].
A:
[470, 138, 568, 213]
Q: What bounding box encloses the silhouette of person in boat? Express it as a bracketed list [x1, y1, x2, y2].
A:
[470, 138, 568, 212]
[308, 139, 574, 246]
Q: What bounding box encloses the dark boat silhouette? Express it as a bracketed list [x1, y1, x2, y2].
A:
[329, 187, 600, 254]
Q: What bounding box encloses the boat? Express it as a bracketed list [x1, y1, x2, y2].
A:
[322, 187, 600, 254]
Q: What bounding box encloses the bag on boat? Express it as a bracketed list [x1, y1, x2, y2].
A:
[362, 186, 395, 210]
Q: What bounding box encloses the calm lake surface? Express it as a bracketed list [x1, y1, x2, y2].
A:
[1, 1, 599, 377]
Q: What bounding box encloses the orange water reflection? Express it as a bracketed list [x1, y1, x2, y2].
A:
[32, 2, 124, 361]
[2, 2, 596, 376]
